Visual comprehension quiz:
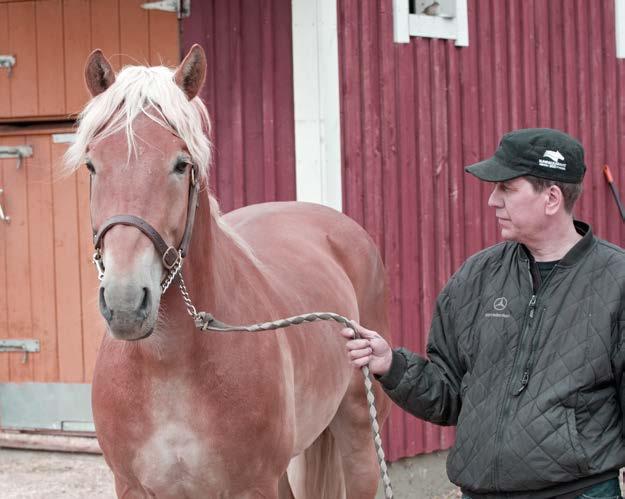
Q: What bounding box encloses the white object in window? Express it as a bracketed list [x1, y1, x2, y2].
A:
[393, 0, 469, 46]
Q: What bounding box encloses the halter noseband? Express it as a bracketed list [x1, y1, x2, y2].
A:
[91, 165, 200, 290]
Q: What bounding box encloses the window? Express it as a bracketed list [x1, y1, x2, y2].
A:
[393, 0, 469, 46]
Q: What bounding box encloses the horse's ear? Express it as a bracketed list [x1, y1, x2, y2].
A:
[174, 44, 206, 100]
[85, 49, 115, 97]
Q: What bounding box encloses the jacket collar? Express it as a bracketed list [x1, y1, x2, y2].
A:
[518, 220, 594, 267]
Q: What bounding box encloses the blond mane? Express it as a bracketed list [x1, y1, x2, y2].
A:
[65, 64, 212, 178]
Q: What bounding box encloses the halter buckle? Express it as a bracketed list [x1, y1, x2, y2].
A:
[162, 246, 181, 270]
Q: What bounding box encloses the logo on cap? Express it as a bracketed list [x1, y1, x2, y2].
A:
[539, 150, 567, 171]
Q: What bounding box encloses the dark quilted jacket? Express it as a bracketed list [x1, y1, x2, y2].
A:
[378, 222, 625, 497]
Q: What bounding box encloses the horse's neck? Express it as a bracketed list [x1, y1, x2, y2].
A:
[162, 197, 268, 326]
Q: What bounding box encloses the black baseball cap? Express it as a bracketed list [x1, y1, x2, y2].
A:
[465, 128, 586, 183]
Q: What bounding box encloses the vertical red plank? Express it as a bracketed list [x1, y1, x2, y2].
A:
[492, 0, 509, 136]
[240, 0, 264, 205]
[119, 0, 150, 66]
[261, 0, 276, 201]
[27, 135, 59, 382]
[460, 0, 482, 257]
[378, 0, 402, 460]
[521, 0, 537, 126]
[36, 0, 66, 117]
[0, 3, 10, 118]
[396, 37, 419, 457]
[362, 0, 383, 246]
[0, 155, 8, 381]
[476, 0, 496, 247]
[271, 0, 296, 201]
[507, 0, 522, 130]
[230, 0, 246, 209]
[602, 2, 619, 243]
[52, 143, 84, 382]
[548, 0, 565, 131]
[589, 2, 606, 237]
[212, 0, 235, 211]
[340, 0, 364, 224]
[415, 37, 440, 454]
[575, 0, 591, 222]
[148, 10, 179, 67]
[563, 0, 579, 139]
[534, 0, 550, 128]
[64, 0, 92, 115]
[2, 136, 33, 382]
[8, 1, 38, 118]
[91, 0, 121, 71]
[443, 41, 460, 450]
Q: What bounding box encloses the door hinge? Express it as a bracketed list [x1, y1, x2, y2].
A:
[141, 0, 190, 19]
[0, 55, 16, 77]
[0, 339, 40, 364]
[0, 145, 33, 169]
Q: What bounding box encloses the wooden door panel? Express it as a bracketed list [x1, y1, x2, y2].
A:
[0, 0, 180, 120]
[7, 2, 39, 117]
[25, 134, 58, 382]
[1, 135, 34, 382]
[0, 3, 10, 116]
[0, 129, 105, 383]
[51, 144, 84, 382]
[36, 0, 66, 117]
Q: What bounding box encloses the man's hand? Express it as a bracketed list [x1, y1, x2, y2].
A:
[340, 321, 393, 376]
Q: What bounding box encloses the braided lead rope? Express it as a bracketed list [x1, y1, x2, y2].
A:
[177, 275, 393, 498]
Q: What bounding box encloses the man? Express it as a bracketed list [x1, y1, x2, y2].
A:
[343, 128, 625, 498]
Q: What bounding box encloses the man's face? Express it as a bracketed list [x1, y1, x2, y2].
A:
[487, 177, 548, 243]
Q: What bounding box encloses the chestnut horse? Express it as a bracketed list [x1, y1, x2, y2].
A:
[66, 45, 391, 498]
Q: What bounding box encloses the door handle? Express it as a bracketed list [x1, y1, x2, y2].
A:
[0, 188, 9, 223]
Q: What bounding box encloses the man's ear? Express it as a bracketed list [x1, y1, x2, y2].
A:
[545, 185, 563, 216]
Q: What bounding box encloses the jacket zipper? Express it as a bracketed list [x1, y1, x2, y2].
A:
[513, 265, 557, 396]
[493, 262, 535, 490]
[493, 261, 558, 488]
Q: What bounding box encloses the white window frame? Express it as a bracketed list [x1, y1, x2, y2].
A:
[393, 0, 469, 47]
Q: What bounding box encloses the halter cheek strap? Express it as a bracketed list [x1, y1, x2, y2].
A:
[91, 165, 200, 283]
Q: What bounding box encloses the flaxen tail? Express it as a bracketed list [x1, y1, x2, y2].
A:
[284, 429, 346, 499]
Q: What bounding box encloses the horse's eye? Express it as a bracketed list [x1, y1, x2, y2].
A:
[85, 161, 96, 175]
[174, 161, 189, 174]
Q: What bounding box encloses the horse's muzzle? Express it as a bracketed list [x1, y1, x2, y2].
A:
[99, 285, 154, 340]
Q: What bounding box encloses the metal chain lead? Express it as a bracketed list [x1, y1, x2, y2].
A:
[177, 273, 393, 498]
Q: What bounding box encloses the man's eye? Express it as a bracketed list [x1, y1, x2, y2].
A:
[174, 161, 189, 174]
[86, 162, 95, 174]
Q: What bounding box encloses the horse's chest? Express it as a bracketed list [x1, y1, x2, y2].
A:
[132, 421, 227, 495]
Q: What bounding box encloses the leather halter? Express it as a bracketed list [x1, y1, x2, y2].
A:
[92, 165, 200, 280]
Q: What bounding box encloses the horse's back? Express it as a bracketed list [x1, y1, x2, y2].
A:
[224, 201, 386, 311]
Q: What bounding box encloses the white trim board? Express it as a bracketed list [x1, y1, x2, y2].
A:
[291, 0, 342, 211]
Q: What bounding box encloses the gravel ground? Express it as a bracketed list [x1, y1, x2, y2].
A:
[0, 447, 457, 499]
[0, 448, 115, 499]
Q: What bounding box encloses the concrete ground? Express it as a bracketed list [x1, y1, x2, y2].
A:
[0, 447, 456, 498]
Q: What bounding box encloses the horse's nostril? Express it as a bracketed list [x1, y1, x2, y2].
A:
[99, 287, 113, 322]
[138, 288, 150, 319]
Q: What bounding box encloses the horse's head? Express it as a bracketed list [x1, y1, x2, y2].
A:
[66, 46, 211, 341]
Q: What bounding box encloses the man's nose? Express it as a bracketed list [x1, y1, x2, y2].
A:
[487, 184, 501, 208]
